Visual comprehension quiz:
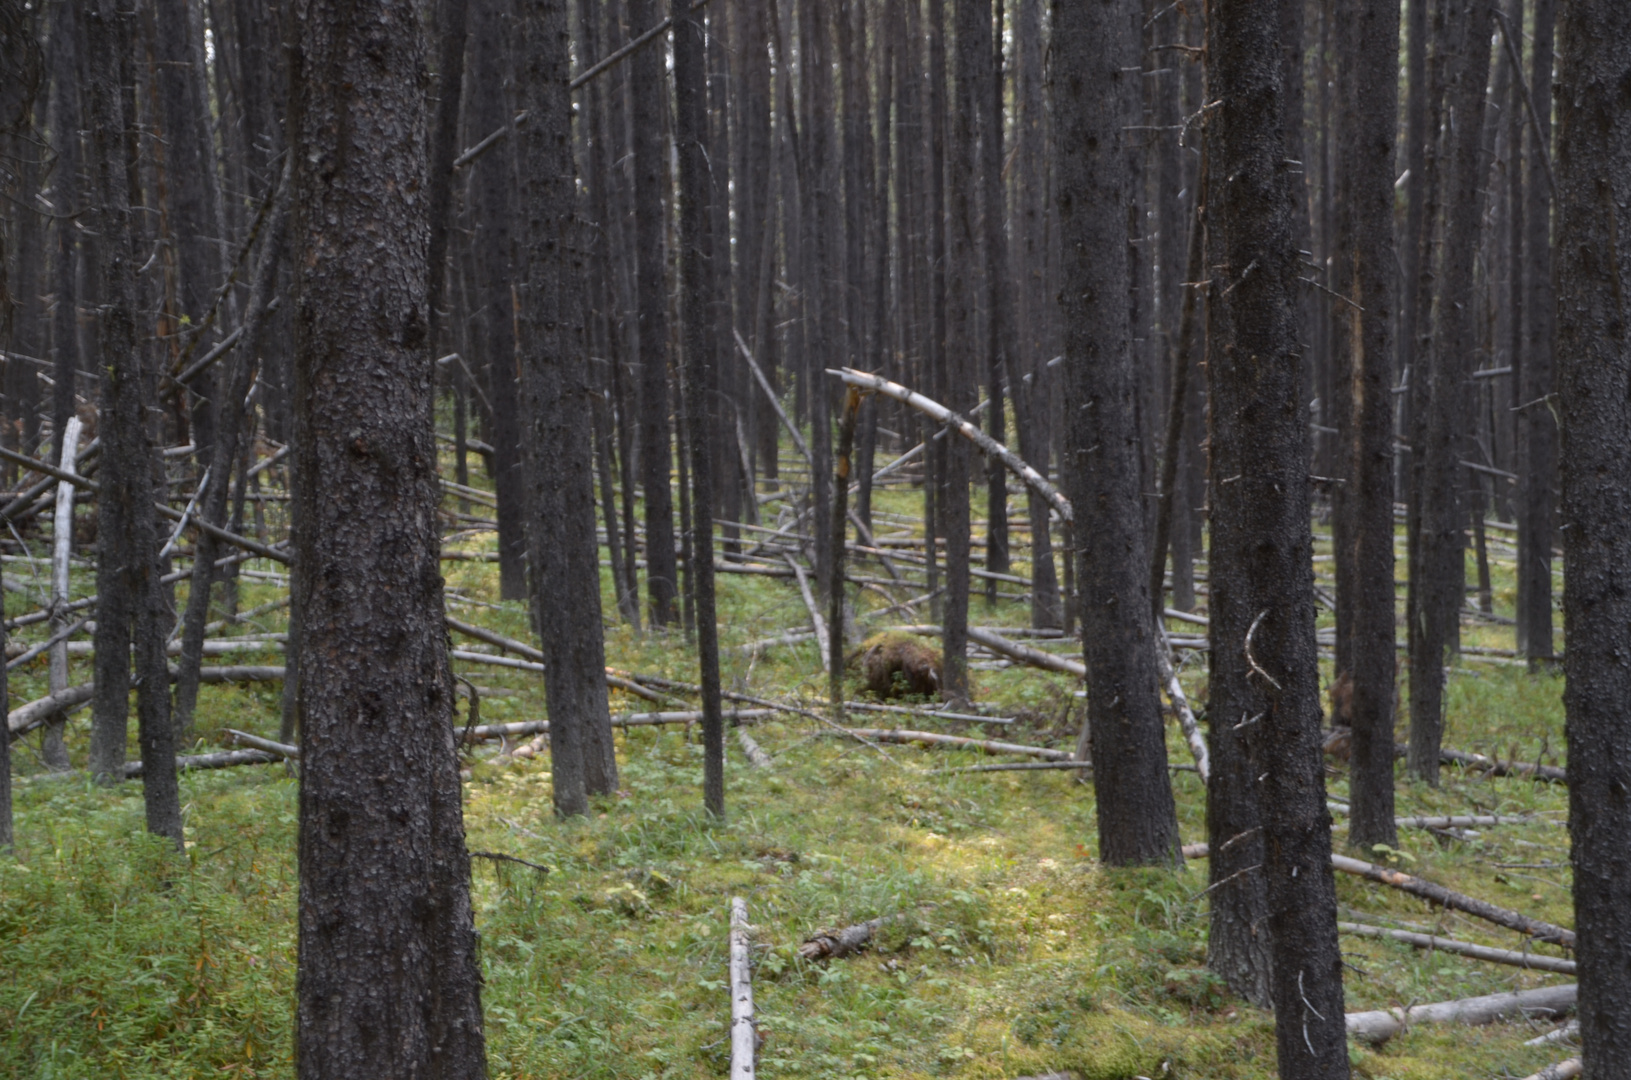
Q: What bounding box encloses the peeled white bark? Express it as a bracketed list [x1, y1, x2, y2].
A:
[1345, 983, 1577, 1044]
[729, 897, 756, 1080]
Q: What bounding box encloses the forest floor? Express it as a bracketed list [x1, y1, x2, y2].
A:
[0, 477, 1577, 1079]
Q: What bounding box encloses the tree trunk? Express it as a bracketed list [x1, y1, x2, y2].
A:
[1409, 0, 1493, 783]
[425, 0, 471, 356]
[1554, 1, 1631, 1071]
[288, 0, 486, 1069]
[1516, 0, 1555, 663]
[82, 0, 184, 854]
[1332, 0, 1401, 853]
[981, 0, 1011, 591]
[46, 0, 82, 451]
[1204, 9, 1349, 1067]
[672, 0, 725, 817]
[1053, 0, 1182, 868]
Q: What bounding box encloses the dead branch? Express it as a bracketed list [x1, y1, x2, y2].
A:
[841, 728, 1073, 761]
[1329, 853, 1575, 947]
[469, 850, 553, 874]
[798, 914, 897, 960]
[1519, 1060, 1582, 1080]
[785, 555, 830, 659]
[7, 682, 94, 741]
[226, 729, 299, 758]
[123, 748, 282, 777]
[1337, 921, 1575, 974]
[737, 729, 773, 768]
[1155, 621, 1209, 781]
[737, 330, 814, 469]
[1345, 983, 1576, 1045]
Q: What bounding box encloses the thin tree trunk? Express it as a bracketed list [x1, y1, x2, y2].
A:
[426, 0, 471, 358]
[672, 0, 725, 817]
[1409, 0, 1493, 784]
[1554, 3, 1631, 1072]
[1516, 0, 1555, 664]
[1205, 1, 1349, 1065]
[288, 0, 486, 1068]
[1333, 0, 1401, 853]
[1054, 0, 1182, 868]
[982, 0, 1011, 591]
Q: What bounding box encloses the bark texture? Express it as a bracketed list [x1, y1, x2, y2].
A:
[1205, 1, 1349, 1068]
[1554, 2, 1631, 1072]
[1052, 0, 1181, 868]
[288, 0, 486, 1072]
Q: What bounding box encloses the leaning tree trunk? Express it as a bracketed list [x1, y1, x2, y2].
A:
[1052, 0, 1181, 868]
[288, 0, 485, 1072]
[1332, 0, 1401, 853]
[1204, 7, 1350, 1071]
[82, 0, 184, 849]
[1554, 3, 1631, 1073]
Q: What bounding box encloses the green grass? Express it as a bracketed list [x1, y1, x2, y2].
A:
[0, 471, 1579, 1078]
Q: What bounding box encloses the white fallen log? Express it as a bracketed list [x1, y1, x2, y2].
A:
[1525, 1020, 1579, 1047]
[7, 682, 94, 740]
[729, 897, 757, 1080]
[842, 728, 1074, 761]
[1519, 1060, 1581, 1080]
[785, 556, 830, 660]
[737, 729, 773, 768]
[226, 729, 299, 758]
[1344, 983, 1576, 1044]
[123, 748, 283, 778]
[1337, 921, 1576, 974]
[1155, 621, 1209, 782]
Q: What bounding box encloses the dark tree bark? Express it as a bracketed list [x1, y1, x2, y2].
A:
[1148, 194, 1203, 619]
[1205, 0, 1348, 1066]
[1555, 2, 1631, 1072]
[1052, 0, 1181, 868]
[981, 0, 1011, 591]
[671, 0, 725, 816]
[1332, 0, 1400, 853]
[288, 0, 486, 1070]
[799, 0, 837, 607]
[630, 0, 678, 627]
[172, 165, 292, 738]
[924, 0, 948, 627]
[1408, 0, 1493, 784]
[517, 0, 619, 814]
[1515, 0, 1555, 664]
[468, 0, 527, 602]
[82, 0, 184, 852]
[46, 0, 82, 452]
[426, 0, 471, 354]
[1200, 2, 1337, 1050]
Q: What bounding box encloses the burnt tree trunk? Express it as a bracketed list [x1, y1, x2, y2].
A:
[1332, 0, 1401, 853]
[83, 0, 183, 853]
[631, 0, 678, 626]
[672, 0, 725, 817]
[1409, 0, 1492, 784]
[981, 0, 1011, 591]
[288, 0, 486, 1070]
[1052, 0, 1181, 868]
[1554, 2, 1631, 1072]
[1205, 0, 1349, 1068]
[1516, 0, 1555, 664]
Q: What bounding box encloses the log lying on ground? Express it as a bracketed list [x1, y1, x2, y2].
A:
[458, 710, 776, 744]
[1526, 1020, 1579, 1046]
[932, 761, 1094, 775]
[7, 683, 95, 740]
[1345, 984, 1576, 1045]
[1386, 740, 1567, 783]
[843, 728, 1073, 761]
[123, 748, 282, 778]
[227, 729, 299, 758]
[843, 700, 1013, 725]
[798, 914, 897, 960]
[729, 897, 757, 1080]
[785, 555, 830, 660]
[1519, 1061, 1582, 1080]
[1329, 852, 1576, 947]
[1337, 921, 1576, 974]
[1184, 844, 1575, 947]
[891, 624, 1086, 679]
[737, 729, 773, 768]
[1155, 622, 1209, 782]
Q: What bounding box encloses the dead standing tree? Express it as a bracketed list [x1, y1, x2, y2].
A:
[1051, 0, 1181, 868]
[1205, 0, 1349, 1071]
[288, 0, 486, 1071]
[1554, 1, 1631, 1072]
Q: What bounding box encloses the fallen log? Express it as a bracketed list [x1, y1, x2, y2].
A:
[891, 624, 1086, 679]
[843, 700, 1013, 725]
[7, 683, 94, 741]
[798, 914, 896, 960]
[458, 710, 776, 744]
[1520, 1060, 1581, 1080]
[1183, 844, 1575, 948]
[226, 729, 299, 758]
[1345, 984, 1576, 1045]
[730, 897, 757, 1080]
[842, 728, 1073, 761]
[1329, 853, 1575, 948]
[737, 729, 773, 769]
[1156, 622, 1209, 782]
[469, 851, 553, 874]
[445, 615, 545, 662]
[1387, 740, 1567, 783]
[123, 748, 282, 778]
[785, 556, 830, 660]
[1337, 921, 1575, 974]
[1525, 1020, 1579, 1047]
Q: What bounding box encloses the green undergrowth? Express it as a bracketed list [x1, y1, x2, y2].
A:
[0, 472, 1579, 1078]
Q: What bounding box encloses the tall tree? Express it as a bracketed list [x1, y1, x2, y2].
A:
[288, 0, 486, 1069]
[1331, 0, 1401, 852]
[981, 0, 1011, 590]
[1052, 0, 1181, 868]
[1408, 0, 1493, 783]
[1554, 0, 1631, 1070]
[630, 0, 679, 626]
[672, 0, 726, 817]
[1204, 5, 1350, 1066]
[82, 0, 184, 850]
[1515, 0, 1555, 664]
